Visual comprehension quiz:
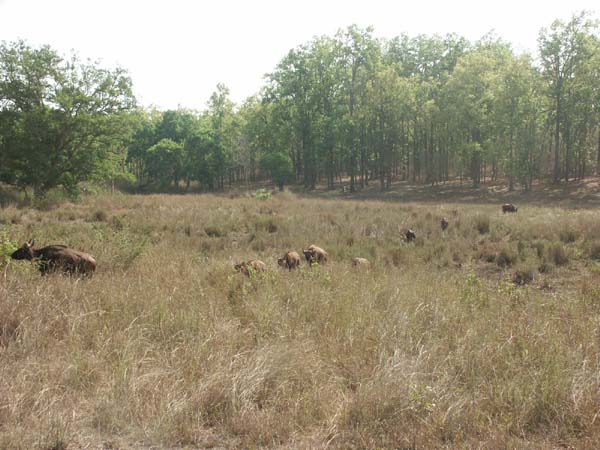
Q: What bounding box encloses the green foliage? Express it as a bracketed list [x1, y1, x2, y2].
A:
[254, 188, 271, 200]
[260, 152, 294, 190]
[0, 229, 17, 267]
[0, 41, 135, 195]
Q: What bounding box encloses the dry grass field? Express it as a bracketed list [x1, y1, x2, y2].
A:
[2, 188, 600, 449]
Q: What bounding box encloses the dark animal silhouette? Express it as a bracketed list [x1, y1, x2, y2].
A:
[11, 240, 96, 275]
[441, 217, 449, 231]
[234, 260, 266, 277]
[405, 229, 416, 243]
[277, 251, 301, 271]
[502, 203, 518, 213]
[303, 244, 329, 265]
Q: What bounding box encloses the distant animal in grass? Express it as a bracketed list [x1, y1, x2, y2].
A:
[441, 217, 449, 231]
[405, 229, 416, 243]
[502, 203, 518, 213]
[352, 257, 371, 269]
[234, 260, 266, 277]
[277, 251, 301, 271]
[303, 245, 329, 265]
[10, 239, 96, 276]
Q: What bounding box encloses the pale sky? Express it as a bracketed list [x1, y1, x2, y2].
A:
[0, 0, 597, 110]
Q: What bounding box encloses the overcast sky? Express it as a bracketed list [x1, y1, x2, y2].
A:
[0, 0, 597, 110]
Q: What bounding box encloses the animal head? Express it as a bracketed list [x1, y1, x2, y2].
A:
[303, 249, 315, 263]
[11, 239, 35, 260]
[441, 218, 449, 230]
[405, 229, 416, 242]
[277, 257, 286, 267]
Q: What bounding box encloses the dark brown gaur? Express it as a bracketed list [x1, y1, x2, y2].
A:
[441, 217, 449, 231]
[10, 239, 96, 276]
[502, 203, 518, 213]
[277, 251, 301, 271]
[234, 260, 266, 277]
[405, 229, 416, 243]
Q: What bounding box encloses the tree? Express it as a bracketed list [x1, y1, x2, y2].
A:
[538, 12, 597, 182]
[260, 152, 294, 190]
[0, 40, 136, 196]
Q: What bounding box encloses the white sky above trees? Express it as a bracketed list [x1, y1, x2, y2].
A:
[0, 0, 597, 110]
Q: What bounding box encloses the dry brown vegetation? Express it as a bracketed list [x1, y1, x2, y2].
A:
[2, 190, 600, 449]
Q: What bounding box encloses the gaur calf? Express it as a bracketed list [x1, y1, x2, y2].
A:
[11, 240, 96, 276]
[502, 203, 518, 213]
[352, 257, 371, 269]
[234, 260, 267, 277]
[277, 251, 301, 271]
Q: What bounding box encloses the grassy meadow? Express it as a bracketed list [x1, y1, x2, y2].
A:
[2, 189, 600, 449]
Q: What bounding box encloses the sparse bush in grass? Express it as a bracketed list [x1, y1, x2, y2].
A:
[559, 228, 578, 244]
[539, 261, 554, 273]
[474, 215, 490, 234]
[549, 243, 569, 266]
[205, 225, 224, 237]
[588, 241, 600, 260]
[512, 267, 535, 285]
[91, 209, 108, 222]
[497, 248, 517, 268]
[533, 240, 545, 259]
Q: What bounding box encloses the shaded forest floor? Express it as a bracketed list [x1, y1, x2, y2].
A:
[301, 176, 600, 208]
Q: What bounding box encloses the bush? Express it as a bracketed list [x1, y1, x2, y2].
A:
[497, 248, 517, 268]
[512, 268, 535, 285]
[474, 215, 490, 234]
[559, 228, 578, 244]
[588, 241, 600, 260]
[549, 243, 569, 266]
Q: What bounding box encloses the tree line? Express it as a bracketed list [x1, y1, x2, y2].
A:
[1, 12, 599, 196]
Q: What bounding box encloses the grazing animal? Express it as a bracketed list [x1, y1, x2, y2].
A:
[304, 244, 329, 265]
[502, 203, 518, 213]
[441, 217, 449, 231]
[277, 251, 301, 271]
[352, 257, 371, 268]
[405, 229, 416, 243]
[10, 240, 96, 275]
[234, 259, 266, 277]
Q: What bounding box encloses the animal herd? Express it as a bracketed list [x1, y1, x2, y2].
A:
[9, 203, 519, 277]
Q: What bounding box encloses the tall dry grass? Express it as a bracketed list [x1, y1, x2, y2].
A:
[1, 192, 600, 448]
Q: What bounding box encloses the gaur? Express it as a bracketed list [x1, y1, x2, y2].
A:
[405, 229, 416, 243]
[234, 259, 266, 277]
[502, 203, 518, 213]
[303, 244, 329, 265]
[441, 217, 449, 231]
[11, 239, 96, 275]
[277, 251, 301, 271]
[352, 257, 371, 268]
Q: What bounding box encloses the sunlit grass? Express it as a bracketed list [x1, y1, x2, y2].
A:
[1, 191, 599, 448]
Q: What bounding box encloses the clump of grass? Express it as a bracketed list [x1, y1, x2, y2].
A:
[91, 209, 108, 222]
[588, 241, 600, 260]
[559, 228, 578, 244]
[548, 243, 569, 266]
[474, 215, 490, 234]
[512, 267, 535, 285]
[497, 247, 517, 268]
[205, 225, 225, 238]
